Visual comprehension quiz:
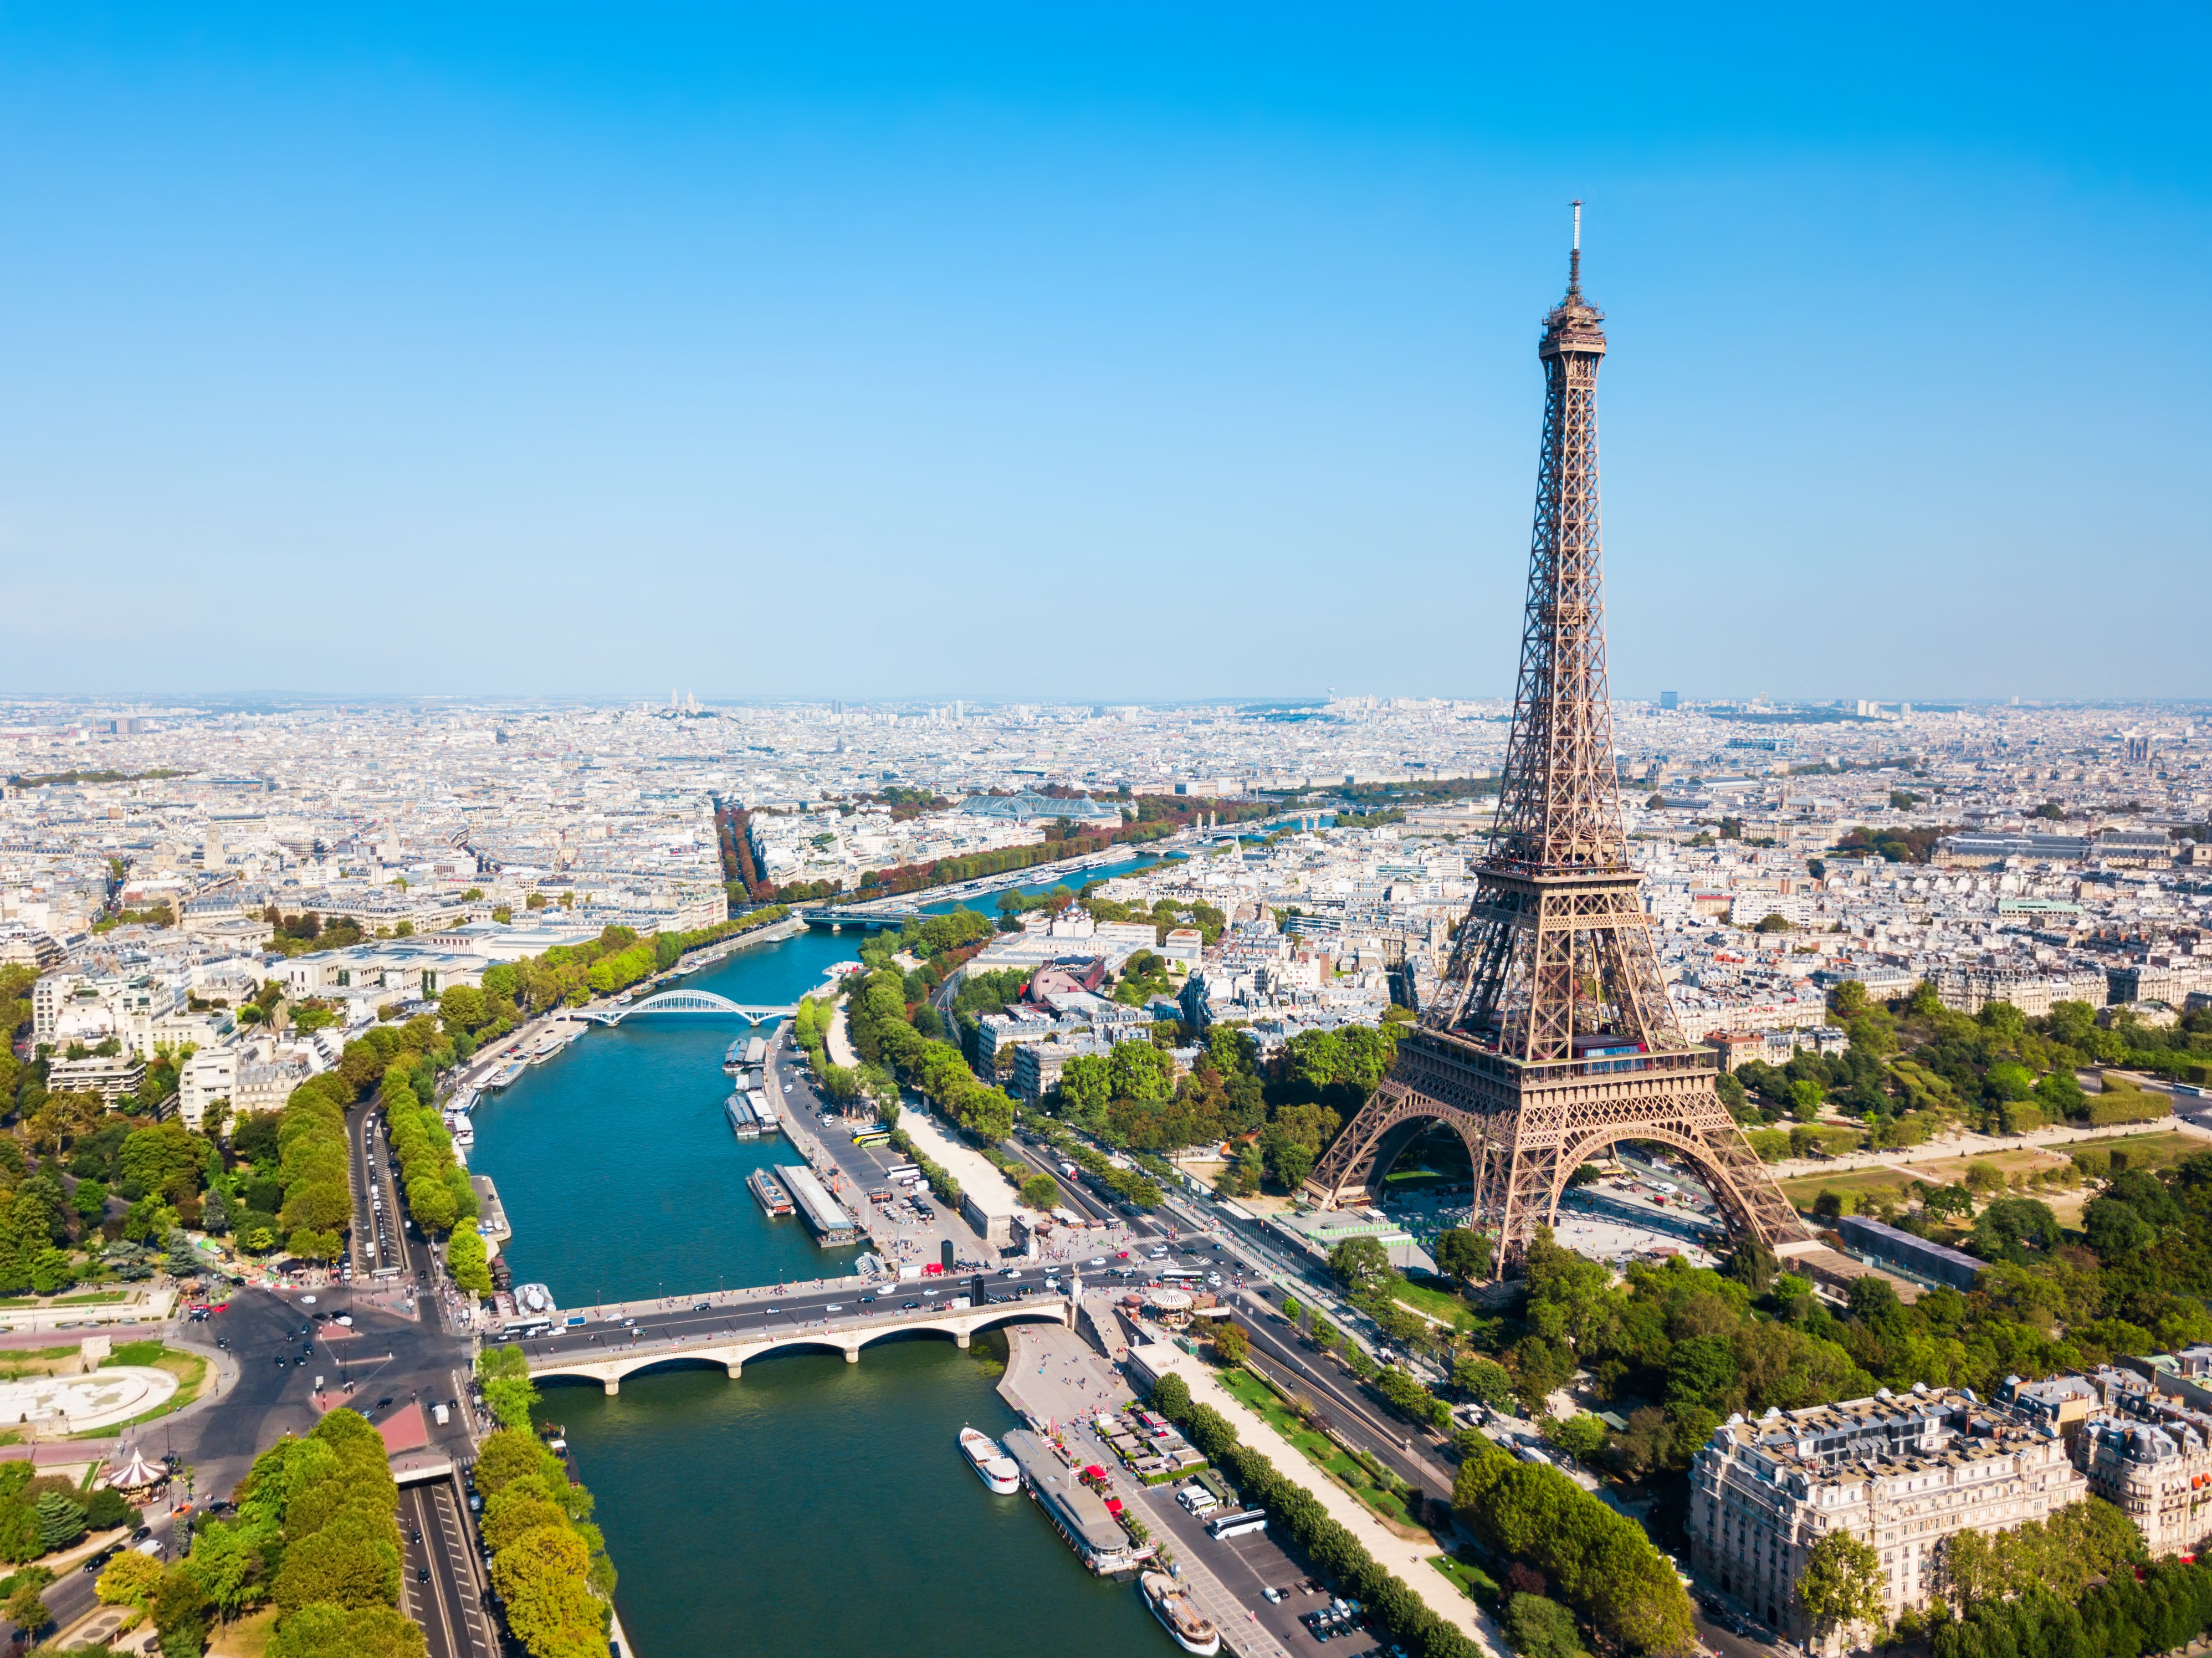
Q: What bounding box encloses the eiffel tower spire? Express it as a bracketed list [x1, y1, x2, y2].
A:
[1305, 211, 1806, 1274]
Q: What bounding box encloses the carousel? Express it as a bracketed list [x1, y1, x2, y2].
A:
[101, 1444, 166, 1495]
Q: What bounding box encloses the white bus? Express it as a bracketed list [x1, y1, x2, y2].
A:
[1207, 1509, 1268, 1539]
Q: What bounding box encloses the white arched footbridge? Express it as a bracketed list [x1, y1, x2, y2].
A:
[577, 989, 797, 1026]
[524, 1297, 1073, 1393]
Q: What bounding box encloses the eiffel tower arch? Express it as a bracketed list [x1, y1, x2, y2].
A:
[1306, 207, 1808, 1277]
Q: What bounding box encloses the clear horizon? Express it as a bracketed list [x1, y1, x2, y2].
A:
[2, 4, 2205, 703]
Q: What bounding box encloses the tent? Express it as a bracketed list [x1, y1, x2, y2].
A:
[105, 1445, 165, 1490]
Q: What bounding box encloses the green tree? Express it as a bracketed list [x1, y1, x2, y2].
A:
[1505, 1591, 1589, 1658]
[1328, 1234, 1392, 1298]
[478, 1348, 541, 1434]
[0, 1502, 40, 1564]
[153, 1562, 212, 1658]
[32, 1490, 85, 1552]
[271, 1509, 402, 1613]
[447, 1228, 494, 1297]
[1798, 1531, 1883, 1644]
[1212, 1321, 1250, 1367]
[1017, 1173, 1060, 1210]
[3, 1577, 46, 1640]
[1433, 1227, 1493, 1285]
[490, 1524, 603, 1658]
[1453, 1355, 1517, 1410]
[96, 1549, 163, 1613]
[268, 1604, 428, 1658]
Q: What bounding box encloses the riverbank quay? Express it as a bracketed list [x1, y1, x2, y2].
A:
[1151, 1347, 1504, 1658]
[999, 1323, 1293, 1658]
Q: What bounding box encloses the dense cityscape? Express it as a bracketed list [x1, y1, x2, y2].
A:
[2, 683, 2211, 1658]
[1, 9, 2204, 1658]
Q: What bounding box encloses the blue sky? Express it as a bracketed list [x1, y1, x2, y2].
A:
[1, 4, 2204, 703]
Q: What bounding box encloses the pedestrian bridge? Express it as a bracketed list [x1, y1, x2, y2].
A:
[525, 1296, 1074, 1393]
[577, 989, 797, 1026]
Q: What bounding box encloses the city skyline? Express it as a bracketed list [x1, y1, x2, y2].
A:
[2, 4, 2205, 702]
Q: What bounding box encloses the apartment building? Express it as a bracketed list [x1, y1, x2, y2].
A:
[1687, 1386, 2086, 1646]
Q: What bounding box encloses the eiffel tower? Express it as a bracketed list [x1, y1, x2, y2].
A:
[1305, 208, 1806, 1275]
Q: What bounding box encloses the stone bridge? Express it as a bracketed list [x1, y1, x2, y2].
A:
[525, 1297, 1075, 1394]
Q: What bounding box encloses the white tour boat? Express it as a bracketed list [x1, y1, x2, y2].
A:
[958, 1427, 1021, 1496]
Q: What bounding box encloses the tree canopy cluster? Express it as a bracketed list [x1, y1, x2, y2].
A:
[1931, 1559, 2212, 1658]
[476, 1347, 617, 1658]
[115, 1408, 422, 1658]
[1453, 1435, 1695, 1655]
[377, 1060, 474, 1239]
[0, 1460, 127, 1567]
[846, 965, 1018, 1145]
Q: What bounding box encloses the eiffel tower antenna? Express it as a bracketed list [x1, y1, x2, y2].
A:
[1305, 213, 1806, 1275]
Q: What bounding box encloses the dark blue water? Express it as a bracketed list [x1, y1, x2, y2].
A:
[469, 927, 864, 1308]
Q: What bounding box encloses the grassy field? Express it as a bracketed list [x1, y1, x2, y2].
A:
[208, 1605, 278, 1658]
[1215, 1364, 1426, 1534]
[1392, 1277, 1475, 1333]
[0, 1291, 131, 1310]
[0, 1345, 91, 1381]
[1431, 1552, 1501, 1607]
[1901, 1148, 2073, 1185]
[2068, 1130, 2203, 1169]
[1777, 1169, 1920, 1209]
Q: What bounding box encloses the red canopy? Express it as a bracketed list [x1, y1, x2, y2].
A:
[1083, 1465, 1107, 1478]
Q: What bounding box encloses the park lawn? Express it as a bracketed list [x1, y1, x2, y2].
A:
[1776, 1168, 1921, 1209]
[0, 1291, 131, 1309]
[208, 1605, 279, 1658]
[2074, 1130, 2203, 1170]
[0, 1345, 93, 1380]
[1215, 1364, 1427, 1537]
[1392, 1278, 1474, 1333]
[1904, 1148, 2073, 1185]
[1431, 1553, 1501, 1607]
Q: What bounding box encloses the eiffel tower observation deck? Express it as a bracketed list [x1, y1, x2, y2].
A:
[1307, 208, 1808, 1276]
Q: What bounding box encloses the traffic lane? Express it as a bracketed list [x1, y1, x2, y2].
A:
[178, 1287, 470, 1498]
[1231, 1296, 1455, 1502]
[501, 1286, 1063, 1357]
[40, 1503, 190, 1633]
[403, 1477, 496, 1658]
[401, 1483, 462, 1658]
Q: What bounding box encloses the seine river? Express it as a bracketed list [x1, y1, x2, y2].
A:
[468, 859, 1172, 1656]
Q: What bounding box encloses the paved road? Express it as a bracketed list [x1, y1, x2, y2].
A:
[402, 1474, 496, 1658]
[349, 1101, 416, 1280]
[35, 1507, 188, 1638]
[167, 1286, 477, 1501]
[496, 1278, 1067, 1374]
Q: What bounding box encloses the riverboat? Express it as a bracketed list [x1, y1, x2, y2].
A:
[747, 1090, 781, 1135]
[959, 1427, 1021, 1496]
[724, 1094, 761, 1139]
[747, 1168, 795, 1216]
[1140, 1571, 1221, 1656]
[723, 1040, 745, 1076]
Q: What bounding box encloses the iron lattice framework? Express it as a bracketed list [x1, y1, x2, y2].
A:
[1307, 216, 1806, 1272]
